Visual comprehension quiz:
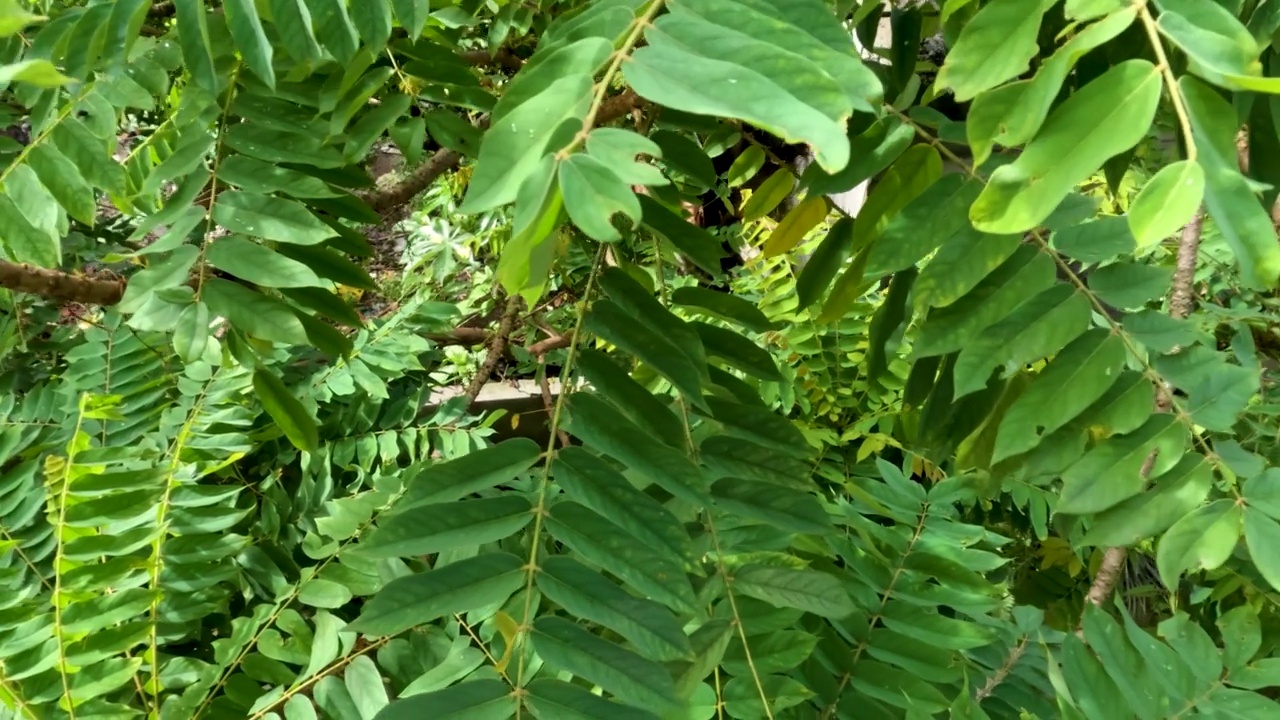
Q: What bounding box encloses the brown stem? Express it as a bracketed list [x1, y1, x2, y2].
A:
[974, 638, 1027, 702]
[465, 295, 523, 401]
[1080, 209, 1204, 620]
[528, 334, 573, 356]
[0, 260, 125, 305]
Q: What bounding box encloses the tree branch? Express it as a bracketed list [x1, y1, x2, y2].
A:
[1081, 209, 1203, 618]
[465, 295, 523, 401]
[0, 260, 125, 305]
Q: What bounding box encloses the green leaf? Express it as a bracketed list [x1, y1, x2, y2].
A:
[1058, 415, 1187, 515]
[392, 0, 430, 40]
[1053, 216, 1137, 264]
[1157, 499, 1242, 587]
[952, 285, 1091, 399]
[498, 153, 562, 305]
[26, 143, 95, 226]
[740, 168, 796, 222]
[396, 438, 542, 509]
[1088, 262, 1174, 309]
[970, 60, 1162, 234]
[726, 145, 766, 187]
[374, 680, 517, 720]
[721, 630, 818, 676]
[1181, 76, 1280, 288]
[361, 496, 533, 557]
[462, 39, 607, 212]
[525, 679, 663, 720]
[914, 228, 1020, 311]
[174, 0, 218, 93]
[203, 278, 310, 345]
[762, 196, 829, 258]
[212, 191, 337, 245]
[572, 350, 687, 449]
[914, 245, 1056, 358]
[803, 117, 915, 196]
[1127, 161, 1206, 250]
[936, 0, 1058, 102]
[965, 7, 1136, 166]
[1082, 455, 1214, 547]
[118, 245, 199, 313]
[559, 153, 641, 242]
[796, 216, 854, 307]
[638, 195, 726, 275]
[731, 565, 854, 619]
[711, 478, 830, 535]
[546, 500, 698, 614]
[0, 192, 58, 267]
[585, 302, 706, 403]
[0, 59, 69, 87]
[1156, 0, 1271, 91]
[268, 0, 323, 63]
[224, 0, 275, 88]
[623, 0, 882, 173]
[347, 552, 526, 636]
[0, 0, 43, 36]
[172, 301, 210, 364]
[880, 605, 997, 650]
[553, 446, 694, 565]
[692, 321, 784, 382]
[531, 616, 681, 714]
[671, 287, 774, 333]
[864, 175, 983, 277]
[537, 556, 693, 662]
[722, 674, 813, 719]
[993, 329, 1128, 463]
[352, 0, 392, 53]
[297, 578, 353, 609]
[253, 367, 320, 452]
[206, 236, 325, 288]
[307, 0, 358, 63]
[1244, 468, 1280, 520]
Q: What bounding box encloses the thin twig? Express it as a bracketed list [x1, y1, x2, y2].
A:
[974, 637, 1028, 702]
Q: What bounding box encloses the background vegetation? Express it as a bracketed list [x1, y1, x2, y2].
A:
[2, 0, 1280, 717]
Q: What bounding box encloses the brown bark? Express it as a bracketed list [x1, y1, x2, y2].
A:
[0, 260, 125, 305]
[465, 295, 523, 401]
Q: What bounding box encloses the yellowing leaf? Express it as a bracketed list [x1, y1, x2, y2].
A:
[762, 196, 828, 257]
[740, 169, 796, 221]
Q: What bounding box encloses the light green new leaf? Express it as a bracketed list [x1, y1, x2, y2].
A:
[268, 0, 323, 63]
[531, 616, 681, 714]
[966, 7, 1136, 166]
[1082, 455, 1214, 548]
[936, 0, 1058, 102]
[731, 565, 854, 619]
[212, 191, 337, 245]
[206, 236, 325, 288]
[952, 284, 1091, 399]
[559, 153, 641, 241]
[993, 329, 1127, 462]
[253, 367, 320, 452]
[174, 0, 218, 93]
[1181, 76, 1280, 288]
[462, 39, 607, 212]
[624, 0, 882, 173]
[374, 679, 516, 720]
[537, 556, 693, 662]
[1157, 500, 1242, 588]
[0, 59, 69, 88]
[0, 0, 43, 36]
[361, 496, 533, 557]
[971, 60, 1162, 234]
[347, 552, 526, 636]
[1128, 161, 1205, 249]
[396, 438, 541, 509]
[525, 679, 664, 720]
[224, 0, 275, 88]
[1058, 414, 1186, 515]
[498, 153, 563, 305]
[546, 500, 698, 614]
